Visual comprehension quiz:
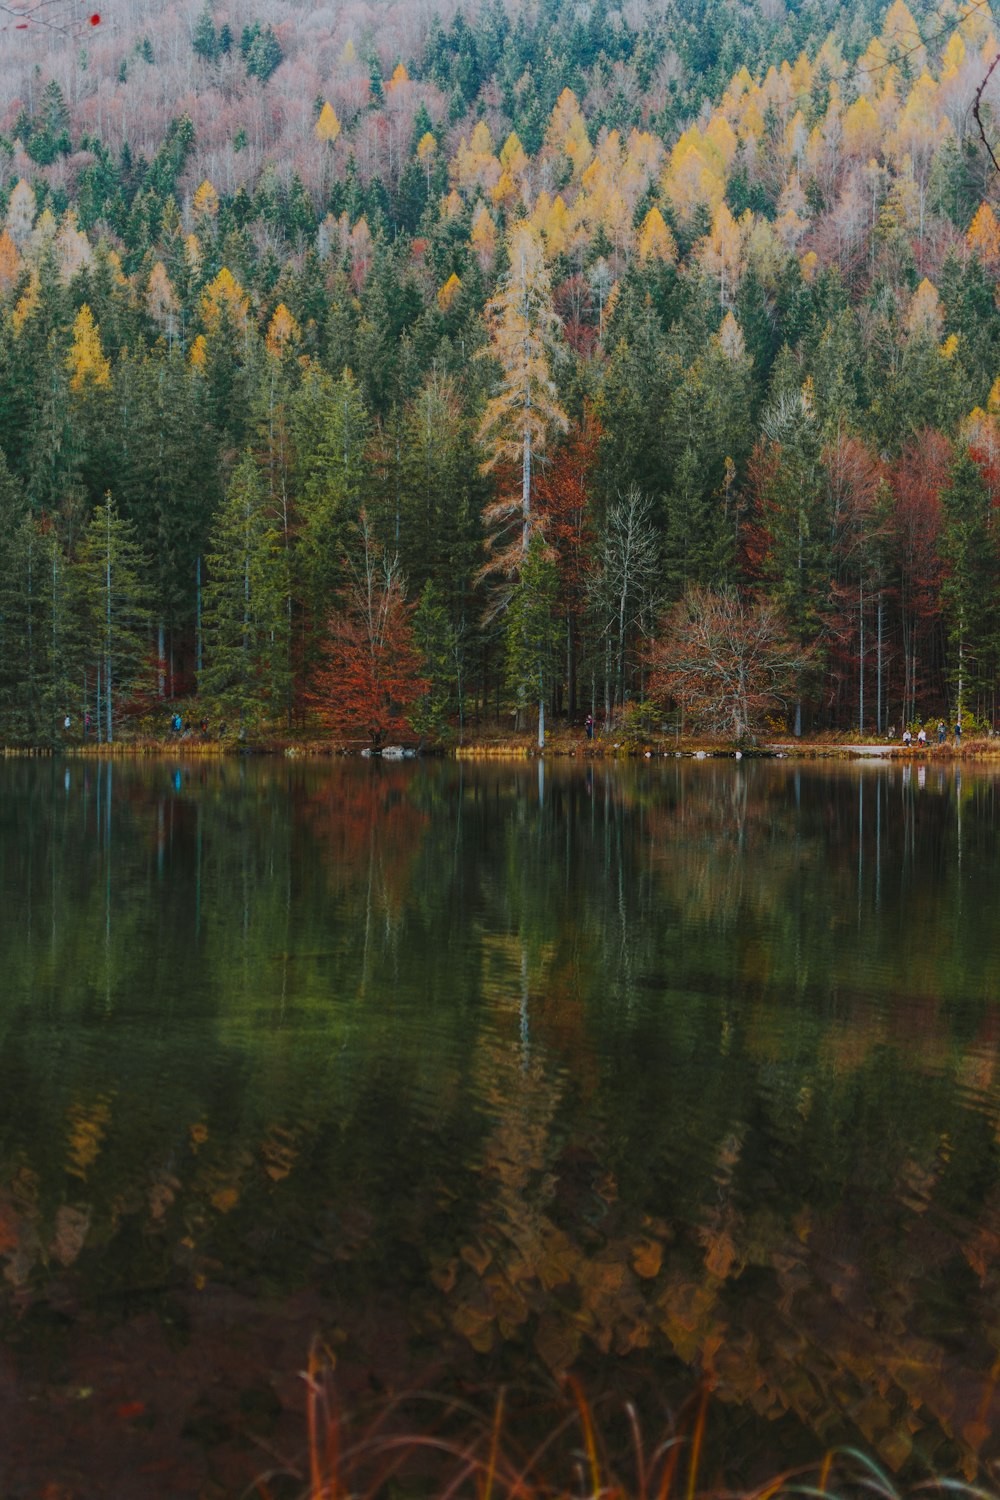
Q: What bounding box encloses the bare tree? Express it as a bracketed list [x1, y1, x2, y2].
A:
[648, 586, 810, 744]
[590, 485, 660, 721]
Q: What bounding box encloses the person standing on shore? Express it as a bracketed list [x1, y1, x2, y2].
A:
[955, 718, 962, 746]
[585, 714, 594, 741]
[937, 721, 945, 745]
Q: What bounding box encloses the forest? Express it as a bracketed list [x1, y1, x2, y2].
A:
[3, 0, 1000, 743]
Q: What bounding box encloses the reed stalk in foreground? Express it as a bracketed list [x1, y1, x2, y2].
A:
[253, 1353, 997, 1500]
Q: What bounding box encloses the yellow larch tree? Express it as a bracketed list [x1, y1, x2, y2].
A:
[940, 30, 966, 80]
[529, 193, 568, 258]
[905, 278, 943, 339]
[662, 129, 726, 220]
[29, 208, 57, 263]
[718, 310, 747, 361]
[703, 114, 738, 172]
[452, 120, 500, 197]
[12, 272, 39, 334]
[471, 203, 497, 268]
[265, 302, 300, 358]
[437, 272, 462, 311]
[0, 230, 22, 301]
[193, 179, 219, 219]
[858, 34, 891, 79]
[493, 131, 529, 208]
[967, 202, 1000, 266]
[842, 95, 880, 158]
[814, 35, 847, 82]
[637, 206, 677, 263]
[440, 189, 463, 220]
[791, 51, 813, 97]
[55, 210, 93, 283]
[200, 266, 250, 334]
[189, 334, 208, 370]
[417, 131, 437, 189]
[737, 92, 766, 143]
[67, 304, 111, 390]
[146, 261, 178, 335]
[387, 62, 409, 93]
[893, 71, 947, 236]
[478, 220, 566, 558]
[315, 102, 341, 143]
[881, 0, 925, 69]
[544, 87, 592, 176]
[700, 201, 745, 307]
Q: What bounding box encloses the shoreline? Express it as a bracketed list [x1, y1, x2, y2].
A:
[5, 737, 999, 762]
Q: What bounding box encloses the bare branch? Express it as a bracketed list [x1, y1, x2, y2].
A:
[974, 49, 1000, 177]
[0, 0, 101, 33]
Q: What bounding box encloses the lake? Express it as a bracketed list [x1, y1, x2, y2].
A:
[1, 755, 999, 1497]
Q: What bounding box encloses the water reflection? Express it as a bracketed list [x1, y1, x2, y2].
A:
[0, 758, 999, 1486]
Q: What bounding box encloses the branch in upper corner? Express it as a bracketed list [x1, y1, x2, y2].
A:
[0, 1, 101, 33]
[974, 50, 1000, 177]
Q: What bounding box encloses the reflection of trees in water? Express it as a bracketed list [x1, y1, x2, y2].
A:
[1, 761, 1000, 1474]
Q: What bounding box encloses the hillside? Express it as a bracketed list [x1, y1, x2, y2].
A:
[1, 0, 1000, 741]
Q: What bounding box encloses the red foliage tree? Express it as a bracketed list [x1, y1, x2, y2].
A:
[310, 513, 427, 747]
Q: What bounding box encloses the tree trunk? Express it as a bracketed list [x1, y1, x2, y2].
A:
[106, 515, 113, 744]
[196, 555, 203, 679]
[876, 591, 883, 735]
[858, 574, 864, 736]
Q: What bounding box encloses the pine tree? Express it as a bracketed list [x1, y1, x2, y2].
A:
[192, 4, 218, 61]
[940, 448, 996, 720]
[201, 453, 289, 732]
[412, 580, 458, 743]
[505, 532, 559, 747]
[76, 494, 151, 743]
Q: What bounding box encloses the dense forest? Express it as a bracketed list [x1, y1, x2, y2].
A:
[3, 0, 1000, 743]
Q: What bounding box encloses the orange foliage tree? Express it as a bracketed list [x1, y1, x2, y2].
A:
[310, 513, 427, 747]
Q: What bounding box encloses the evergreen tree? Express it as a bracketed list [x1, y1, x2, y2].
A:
[201, 454, 289, 732]
[412, 580, 458, 743]
[506, 532, 559, 746]
[192, 4, 219, 61]
[940, 448, 997, 720]
[76, 495, 151, 743]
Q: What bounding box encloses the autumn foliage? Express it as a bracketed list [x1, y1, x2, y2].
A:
[310, 518, 427, 746]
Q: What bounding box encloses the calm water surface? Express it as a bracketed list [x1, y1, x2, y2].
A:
[2, 756, 1000, 1495]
